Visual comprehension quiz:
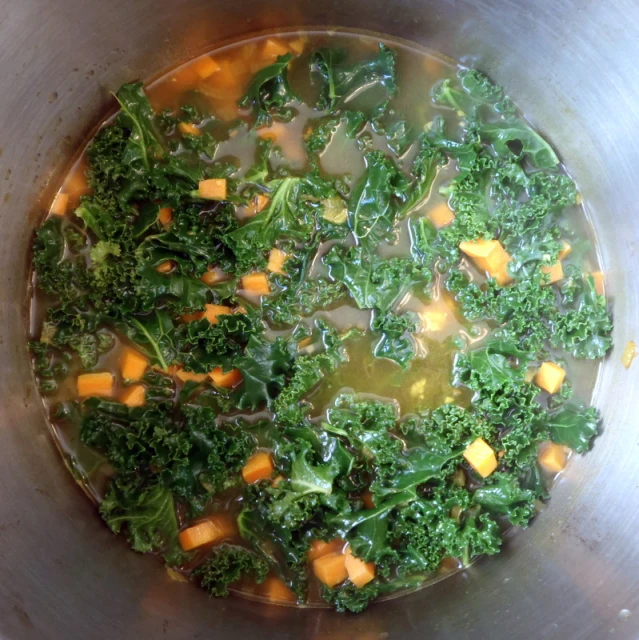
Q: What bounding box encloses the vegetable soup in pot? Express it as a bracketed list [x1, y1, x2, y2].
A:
[28, 30, 611, 611]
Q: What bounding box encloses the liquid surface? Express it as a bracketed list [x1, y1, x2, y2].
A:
[29, 29, 610, 611]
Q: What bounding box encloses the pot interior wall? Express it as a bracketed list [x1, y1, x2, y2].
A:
[1, 1, 638, 638]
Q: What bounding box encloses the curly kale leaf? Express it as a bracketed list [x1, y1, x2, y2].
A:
[176, 310, 261, 373]
[240, 53, 298, 127]
[432, 68, 515, 118]
[325, 245, 430, 314]
[224, 173, 335, 270]
[100, 477, 185, 564]
[552, 273, 613, 359]
[274, 321, 355, 425]
[311, 43, 397, 118]
[371, 311, 418, 369]
[473, 471, 536, 527]
[194, 545, 269, 597]
[347, 150, 406, 247]
[233, 335, 296, 410]
[543, 404, 599, 453]
[433, 69, 557, 168]
[400, 135, 447, 216]
[81, 401, 254, 516]
[116, 310, 177, 371]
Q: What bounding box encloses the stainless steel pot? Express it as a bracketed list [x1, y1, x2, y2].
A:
[1, 1, 638, 638]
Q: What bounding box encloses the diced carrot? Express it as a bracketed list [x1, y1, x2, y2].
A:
[459, 239, 511, 281]
[200, 268, 227, 286]
[428, 202, 455, 228]
[120, 347, 149, 381]
[298, 337, 312, 349]
[241, 272, 271, 295]
[267, 248, 288, 275]
[539, 442, 568, 473]
[224, 55, 249, 77]
[200, 59, 245, 96]
[260, 576, 296, 603]
[535, 362, 566, 394]
[175, 369, 208, 383]
[493, 261, 513, 286]
[312, 552, 348, 588]
[181, 311, 204, 323]
[463, 438, 498, 478]
[209, 367, 243, 388]
[203, 304, 233, 324]
[50, 192, 69, 216]
[307, 539, 345, 563]
[252, 194, 270, 214]
[242, 451, 275, 484]
[155, 260, 174, 274]
[541, 261, 563, 284]
[262, 38, 291, 62]
[178, 514, 236, 551]
[178, 121, 201, 136]
[164, 66, 200, 95]
[191, 55, 221, 79]
[459, 240, 497, 259]
[344, 546, 376, 588]
[77, 372, 114, 398]
[198, 178, 227, 200]
[158, 206, 173, 227]
[152, 363, 180, 376]
[362, 490, 375, 509]
[591, 271, 605, 296]
[120, 384, 146, 407]
[558, 241, 572, 260]
[63, 166, 89, 205]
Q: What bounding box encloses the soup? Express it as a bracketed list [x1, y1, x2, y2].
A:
[29, 30, 612, 611]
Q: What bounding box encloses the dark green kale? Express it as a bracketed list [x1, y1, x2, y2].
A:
[240, 53, 298, 127]
[194, 545, 269, 597]
[311, 43, 397, 119]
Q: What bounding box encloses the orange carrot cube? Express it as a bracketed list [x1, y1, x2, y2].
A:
[191, 56, 221, 79]
[307, 539, 345, 563]
[175, 369, 208, 383]
[241, 272, 271, 295]
[120, 384, 146, 407]
[178, 122, 201, 136]
[242, 452, 275, 484]
[120, 347, 149, 381]
[312, 552, 348, 588]
[260, 576, 296, 603]
[50, 192, 69, 216]
[428, 202, 455, 228]
[198, 178, 227, 200]
[158, 206, 173, 227]
[77, 372, 114, 398]
[202, 304, 233, 324]
[178, 514, 236, 551]
[208, 367, 242, 388]
[344, 546, 376, 588]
